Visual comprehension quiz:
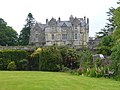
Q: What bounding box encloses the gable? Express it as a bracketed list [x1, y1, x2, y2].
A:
[61, 23, 67, 27]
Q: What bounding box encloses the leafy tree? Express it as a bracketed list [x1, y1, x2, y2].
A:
[96, 7, 115, 38]
[19, 13, 35, 45]
[110, 42, 120, 76]
[0, 18, 18, 46]
[106, 7, 116, 32]
[97, 35, 114, 56]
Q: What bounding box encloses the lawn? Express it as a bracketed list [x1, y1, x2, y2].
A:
[0, 71, 120, 90]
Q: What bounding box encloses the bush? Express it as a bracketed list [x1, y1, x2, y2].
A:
[7, 61, 16, 71]
[18, 59, 28, 70]
[0, 58, 3, 70]
[69, 69, 78, 75]
[114, 75, 120, 81]
[61, 65, 70, 72]
[89, 68, 96, 77]
[0, 58, 10, 70]
[95, 67, 103, 78]
[39, 46, 62, 71]
[0, 50, 29, 70]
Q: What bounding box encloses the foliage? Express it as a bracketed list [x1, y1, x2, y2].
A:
[0, 18, 18, 46]
[89, 68, 96, 77]
[39, 46, 62, 71]
[61, 65, 71, 72]
[111, 43, 120, 74]
[30, 48, 42, 70]
[96, 7, 115, 38]
[78, 49, 93, 72]
[97, 35, 114, 56]
[19, 13, 35, 45]
[0, 50, 29, 70]
[7, 61, 16, 71]
[63, 48, 78, 69]
[18, 59, 28, 70]
[113, 6, 120, 28]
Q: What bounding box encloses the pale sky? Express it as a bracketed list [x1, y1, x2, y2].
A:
[0, 0, 118, 36]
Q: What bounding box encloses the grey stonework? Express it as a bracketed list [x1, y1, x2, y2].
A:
[29, 15, 89, 47]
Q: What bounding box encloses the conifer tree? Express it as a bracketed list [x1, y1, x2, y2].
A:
[19, 13, 35, 45]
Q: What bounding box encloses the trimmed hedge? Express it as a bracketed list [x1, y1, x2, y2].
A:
[0, 50, 29, 70]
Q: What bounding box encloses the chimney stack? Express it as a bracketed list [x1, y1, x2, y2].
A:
[87, 18, 89, 24]
[46, 19, 48, 24]
[58, 17, 60, 22]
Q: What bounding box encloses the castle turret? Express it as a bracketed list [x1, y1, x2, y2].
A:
[69, 15, 74, 22]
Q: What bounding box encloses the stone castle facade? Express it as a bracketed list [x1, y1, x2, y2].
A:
[29, 15, 89, 47]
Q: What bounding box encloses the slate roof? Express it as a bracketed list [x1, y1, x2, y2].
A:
[34, 16, 87, 29]
[57, 21, 72, 27]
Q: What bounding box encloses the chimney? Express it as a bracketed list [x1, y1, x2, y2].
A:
[87, 18, 89, 24]
[46, 19, 48, 24]
[58, 17, 60, 22]
[84, 16, 86, 23]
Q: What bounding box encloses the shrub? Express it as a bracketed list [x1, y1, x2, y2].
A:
[0, 58, 10, 70]
[114, 75, 120, 81]
[89, 68, 96, 77]
[7, 61, 16, 71]
[39, 46, 62, 71]
[69, 69, 78, 75]
[61, 65, 70, 72]
[18, 59, 28, 70]
[0, 50, 29, 70]
[0, 58, 3, 70]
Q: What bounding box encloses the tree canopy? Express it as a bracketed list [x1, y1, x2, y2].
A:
[19, 13, 35, 45]
[0, 18, 18, 46]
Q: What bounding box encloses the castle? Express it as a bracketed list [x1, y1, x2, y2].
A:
[29, 15, 89, 47]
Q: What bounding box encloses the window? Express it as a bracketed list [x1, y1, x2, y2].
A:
[75, 26, 77, 29]
[52, 34, 54, 40]
[75, 33, 77, 39]
[35, 38, 38, 42]
[62, 34, 67, 40]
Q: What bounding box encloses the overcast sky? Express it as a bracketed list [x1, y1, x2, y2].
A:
[0, 0, 118, 36]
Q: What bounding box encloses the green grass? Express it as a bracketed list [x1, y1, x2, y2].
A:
[0, 71, 120, 90]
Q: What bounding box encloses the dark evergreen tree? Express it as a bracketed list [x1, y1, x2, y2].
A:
[0, 18, 18, 46]
[19, 13, 35, 45]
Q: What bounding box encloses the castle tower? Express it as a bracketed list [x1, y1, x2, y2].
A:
[69, 15, 74, 22]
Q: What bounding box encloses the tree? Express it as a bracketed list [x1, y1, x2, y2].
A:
[19, 13, 35, 45]
[96, 7, 115, 38]
[97, 35, 114, 56]
[110, 42, 120, 76]
[0, 18, 18, 46]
